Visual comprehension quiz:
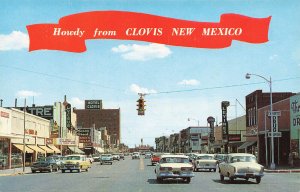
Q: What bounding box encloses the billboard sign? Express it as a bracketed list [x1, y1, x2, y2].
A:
[290, 95, 300, 140]
[17, 106, 53, 120]
[85, 100, 102, 110]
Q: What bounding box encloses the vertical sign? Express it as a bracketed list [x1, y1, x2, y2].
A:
[65, 103, 72, 129]
[207, 116, 215, 143]
[221, 101, 230, 143]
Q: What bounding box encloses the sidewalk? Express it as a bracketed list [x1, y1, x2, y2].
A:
[264, 166, 300, 173]
[0, 167, 31, 176]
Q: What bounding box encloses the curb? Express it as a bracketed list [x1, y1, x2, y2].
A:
[0, 172, 25, 176]
[265, 169, 300, 173]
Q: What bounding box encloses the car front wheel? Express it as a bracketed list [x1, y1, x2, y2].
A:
[157, 177, 163, 183]
[220, 174, 224, 181]
[185, 177, 191, 184]
[256, 177, 261, 184]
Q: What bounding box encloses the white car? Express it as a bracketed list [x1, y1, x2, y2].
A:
[154, 154, 194, 183]
[193, 154, 218, 172]
[132, 152, 140, 159]
[219, 153, 264, 184]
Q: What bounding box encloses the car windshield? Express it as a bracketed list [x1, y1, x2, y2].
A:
[102, 155, 111, 157]
[160, 157, 189, 163]
[230, 156, 257, 163]
[66, 156, 81, 160]
[197, 155, 213, 160]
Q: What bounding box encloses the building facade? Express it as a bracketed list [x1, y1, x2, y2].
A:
[74, 100, 121, 151]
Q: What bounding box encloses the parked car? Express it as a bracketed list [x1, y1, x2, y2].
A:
[154, 154, 194, 183]
[31, 157, 60, 173]
[215, 154, 227, 164]
[48, 155, 65, 169]
[100, 154, 113, 165]
[145, 153, 152, 159]
[219, 153, 264, 184]
[119, 153, 125, 160]
[132, 152, 140, 159]
[112, 154, 120, 161]
[61, 154, 91, 173]
[151, 153, 161, 165]
[193, 154, 218, 172]
[92, 155, 101, 162]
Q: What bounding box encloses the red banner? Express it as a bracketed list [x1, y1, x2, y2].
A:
[26, 11, 271, 52]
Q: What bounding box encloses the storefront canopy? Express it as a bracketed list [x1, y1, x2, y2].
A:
[27, 145, 46, 154]
[13, 144, 34, 153]
[238, 141, 257, 150]
[47, 145, 61, 154]
[94, 147, 104, 153]
[38, 145, 54, 153]
[68, 146, 84, 154]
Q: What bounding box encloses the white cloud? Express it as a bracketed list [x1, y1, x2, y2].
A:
[16, 90, 41, 98]
[0, 31, 29, 51]
[70, 97, 84, 109]
[111, 43, 172, 61]
[130, 84, 157, 94]
[269, 54, 278, 60]
[178, 79, 200, 86]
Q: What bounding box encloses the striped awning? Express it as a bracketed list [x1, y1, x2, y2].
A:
[13, 144, 34, 153]
[38, 145, 54, 153]
[27, 145, 46, 153]
[47, 145, 61, 153]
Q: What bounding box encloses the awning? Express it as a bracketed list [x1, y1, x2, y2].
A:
[212, 144, 223, 148]
[238, 141, 257, 150]
[27, 145, 46, 153]
[228, 141, 244, 147]
[38, 145, 54, 153]
[94, 147, 104, 153]
[68, 146, 84, 154]
[13, 144, 34, 153]
[47, 145, 61, 153]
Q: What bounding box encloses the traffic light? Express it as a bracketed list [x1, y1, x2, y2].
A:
[137, 96, 146, 115]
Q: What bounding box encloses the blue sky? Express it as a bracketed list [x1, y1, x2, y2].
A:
[1, 0, 300, 147]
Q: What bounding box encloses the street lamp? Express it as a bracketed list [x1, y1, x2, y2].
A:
[245, 73, 275, 169]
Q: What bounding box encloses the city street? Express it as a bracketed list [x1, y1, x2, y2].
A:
[0, 157, 300, 192]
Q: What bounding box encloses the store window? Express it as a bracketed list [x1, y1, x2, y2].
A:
[0, 138, 9, 169]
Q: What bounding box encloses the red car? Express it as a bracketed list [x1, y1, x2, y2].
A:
[151, 153, 162, 166]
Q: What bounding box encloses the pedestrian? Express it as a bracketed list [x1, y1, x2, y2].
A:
[288, 152, 294, 168]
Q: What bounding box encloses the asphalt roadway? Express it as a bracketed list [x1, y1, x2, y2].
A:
[0, 157, 300, 192]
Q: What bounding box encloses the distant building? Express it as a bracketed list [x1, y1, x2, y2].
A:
[74, 100, 121, 148]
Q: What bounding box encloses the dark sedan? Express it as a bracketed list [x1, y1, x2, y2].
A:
[31, 157, 60, 173]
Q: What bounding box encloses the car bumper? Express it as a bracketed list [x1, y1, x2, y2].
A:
[61, 165, 80, 170]
[101, 160, 113, 164]
[31, 167, 51, 171]
[234, 172, 264, 178]
[158, 172, 195, 178]
[195, 165, 217, 169]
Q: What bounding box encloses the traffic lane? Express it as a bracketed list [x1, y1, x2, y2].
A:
[0, 158, 300, 192]
[143, 158, 300, 192]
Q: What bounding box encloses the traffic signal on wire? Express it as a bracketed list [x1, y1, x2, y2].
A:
[137, 95, 146, 115]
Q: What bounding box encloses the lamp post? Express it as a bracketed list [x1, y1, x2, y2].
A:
[23, 99, 26, 173]
[245, 73, 275, 169]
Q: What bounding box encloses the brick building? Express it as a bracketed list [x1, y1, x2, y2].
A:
[245, 90, 295, 166]
[74, 100, 121, 147]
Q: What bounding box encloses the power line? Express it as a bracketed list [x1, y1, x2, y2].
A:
[1, 64, 299, 95]
[0, 64, 126, 92]
[148, 77, 300, 95]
